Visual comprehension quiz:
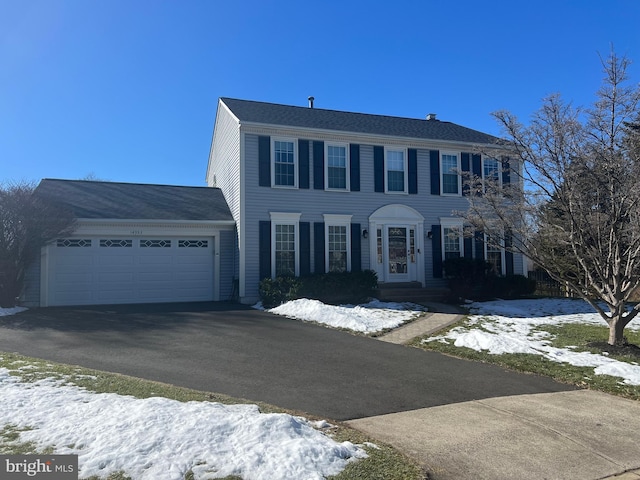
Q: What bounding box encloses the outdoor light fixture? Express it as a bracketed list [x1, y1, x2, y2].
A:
[427, 230, 433, 239]
[362, 229, 368, 239]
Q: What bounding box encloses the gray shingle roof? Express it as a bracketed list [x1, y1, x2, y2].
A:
[35, 179, 233, 222]
[221, 97, 498, 144]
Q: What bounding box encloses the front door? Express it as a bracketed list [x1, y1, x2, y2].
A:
[386, 226, 416, 282]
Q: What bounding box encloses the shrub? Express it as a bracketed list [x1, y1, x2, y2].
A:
[444, 257, 494, 301]
[259, 270, 378, 308]
[489, 274, 537, 299]
[258, 276, 301, 308]
[443, 258, 536, 301]
[299, 270, 378, 305]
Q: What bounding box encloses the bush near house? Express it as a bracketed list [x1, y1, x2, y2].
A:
[444, 257, 535, 301]
[259, 270, 378, 308]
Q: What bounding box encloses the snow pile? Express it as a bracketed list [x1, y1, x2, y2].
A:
[0, 368, 366, 480]
[264, 298, 426, 333]
[425, 298, 640, 385]
[0, 306, 27, 316]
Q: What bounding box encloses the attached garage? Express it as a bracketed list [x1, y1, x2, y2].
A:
[46, 236, 216, 306]
[30, 179, 236, 307]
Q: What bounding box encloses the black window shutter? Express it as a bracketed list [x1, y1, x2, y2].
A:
[313, 141, 324, 190]
[408, 148, 418, 194]
[350, 223, 362, 272]
[472, 154, 482, 177]
[431, 224, 443, 278]
[502, 156, 511, 185]
[474, 231, 485, 260]
[299, 140, 310, 189]
[464, 236, 473, 259]
[461, 152, 470, 196]
[314, 222, 325, 273]
[350, 144, 360, 191]
[505, 233, 514, 275]
[374, 146, 384, 192]
[430, 150, 440, 195]
[300, 222, 310, 276]
[259, 221, 271, 279]
[258, 136, 271, 187]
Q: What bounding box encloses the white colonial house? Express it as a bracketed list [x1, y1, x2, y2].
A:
[206, 98, 522, 304]
[22, 98, 522, 307]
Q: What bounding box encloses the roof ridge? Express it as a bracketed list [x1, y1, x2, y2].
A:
[221, 97, 457, 125]
[41, 178, 216, 190]
[219, 97, 499, 144]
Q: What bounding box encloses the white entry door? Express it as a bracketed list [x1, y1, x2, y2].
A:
[385, 226, 417, 283]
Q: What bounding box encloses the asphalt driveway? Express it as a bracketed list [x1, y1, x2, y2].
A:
[0, 302, 574, 421]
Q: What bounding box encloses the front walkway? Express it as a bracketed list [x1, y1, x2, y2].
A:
[377, 302, 463, 344]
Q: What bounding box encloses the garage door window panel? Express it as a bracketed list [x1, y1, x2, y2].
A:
[57, 239, 92, 247]
[140, 239, 172, 248]
[100, 239, 133, 248]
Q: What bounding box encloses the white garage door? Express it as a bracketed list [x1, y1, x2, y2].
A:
[47, 237, 215, 306]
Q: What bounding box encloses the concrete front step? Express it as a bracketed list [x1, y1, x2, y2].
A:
[377, 286, 450, 303]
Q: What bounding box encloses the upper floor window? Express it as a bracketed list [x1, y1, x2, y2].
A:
[386, 148, 407, 193]
[483, 157, 501, 190]
[441, 152, 460, 195]
[272, 138, 297, 188]
[326, 143, 349, 190]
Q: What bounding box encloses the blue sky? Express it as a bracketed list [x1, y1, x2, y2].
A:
[2, 0, 639, 187]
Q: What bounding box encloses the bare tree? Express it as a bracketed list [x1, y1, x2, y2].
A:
[463, 50, 640, 345]
[0, 182, 76, 307]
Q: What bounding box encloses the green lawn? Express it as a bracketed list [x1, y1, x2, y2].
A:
[413, 317, 640, 401]
[0, 352, 424, 480]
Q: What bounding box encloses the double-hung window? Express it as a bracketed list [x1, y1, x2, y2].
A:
[485, 235, 505, 275]
[324, 214, 352, 273]
[270, 212, 301, 277]
[441, 152, 460, 195]
[386, 148, 407, 193]
[272, 139, 297, 188]
[326, 143, 349, 190]
[441, 218, 463, 261]
[483, 157, 501, 191]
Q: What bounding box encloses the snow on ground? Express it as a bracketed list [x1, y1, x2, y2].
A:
[0, 306, 27, 316]
[424, 298, 640, 386]
[0, 367, 366, 480]
[258, 298, 427, 333]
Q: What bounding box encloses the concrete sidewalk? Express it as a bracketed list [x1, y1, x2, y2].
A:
[347, 390, 640, 480]
[364, 304, 640, 480]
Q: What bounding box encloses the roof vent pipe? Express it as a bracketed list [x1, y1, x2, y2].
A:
[426, 113, 437, 121]
[308, 96, 315, 108]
